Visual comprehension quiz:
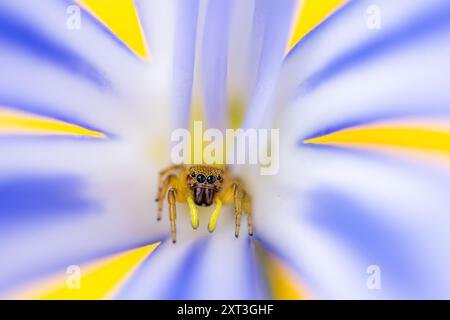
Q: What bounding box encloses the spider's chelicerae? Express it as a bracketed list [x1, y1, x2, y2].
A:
[156, 165, 253, 243]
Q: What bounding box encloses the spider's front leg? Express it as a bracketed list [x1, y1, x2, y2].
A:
[210, 180, 253, 238]
[156, 173, 182, 243]
[232, 183, 253, 238]
[243, 192, 253, 236]
[155, 164, 183, 221]
[168, 188, 177, 243]
[231, 182, 253, 237]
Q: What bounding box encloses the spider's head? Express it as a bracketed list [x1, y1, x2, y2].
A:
[187, 165, 224, 206]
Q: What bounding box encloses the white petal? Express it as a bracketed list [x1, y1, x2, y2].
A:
[227, 0, 256, 112]
[0, 139, 166, 291]
[170, 0, 200, 129]
[116, 224, 267, 299]
[0, 0, 173, 138]
[251, 146, 450, 298]
[275, 0, 450, 138]
[0, 0, 148, 88]
[243, 0, 296, 128]
[201, 0, 232, 129]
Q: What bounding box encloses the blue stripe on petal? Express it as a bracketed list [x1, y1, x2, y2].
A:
[247, 238, 270, 298]
[243, 0, 296, 129]
[202, 0, 232, 129]
[116, 238, 206, 299]
[299, 143, 450, 189]
[117, 233, 268, 299]
[271, 143, 450, 298]
[0, 175, 99, 225]
[172, 0, 200, 130]
[302, 2, 450, 92]
[278, 0, 450, 142]
[183, 233, 268, 299]
[0, 9, 110, 90]
[305, 188, 426, 298]
[162, 239, 209, 299]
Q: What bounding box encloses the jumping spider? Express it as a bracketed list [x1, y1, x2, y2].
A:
[156, 165, 253, 243]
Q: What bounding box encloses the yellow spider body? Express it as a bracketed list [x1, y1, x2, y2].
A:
[156, 165, 252, 243]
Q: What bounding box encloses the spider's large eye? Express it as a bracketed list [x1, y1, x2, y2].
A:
[207, 175, 216, 184]
[196, 174, 206, 183]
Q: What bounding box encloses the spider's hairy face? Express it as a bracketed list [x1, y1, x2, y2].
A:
[187, 165, 225, 206]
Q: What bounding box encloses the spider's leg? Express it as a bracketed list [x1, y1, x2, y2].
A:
[168, 188, 177, 243]
[156, 174, 177, 221]
[233, 183, 244, 238]
[158, 174, 182, 243]
[155, 164, 183, 204]
[217, 180, 248, 237]
[243, 192, 253, 236]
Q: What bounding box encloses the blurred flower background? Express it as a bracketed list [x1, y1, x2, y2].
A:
[1, 0, 450, 299]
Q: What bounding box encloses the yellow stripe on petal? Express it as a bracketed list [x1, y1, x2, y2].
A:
[8, 243, 160, 300]
[0, 108, 105, 137]
[255, 241, 311, 300]
[265, 254, 311, 300]
[287, 0, 347, 53]
[77, 0, 150, 60]
[304, 120, 450, 154]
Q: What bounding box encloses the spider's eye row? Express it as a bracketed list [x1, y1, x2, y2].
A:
[191, 172, 196, 177]
[196, 174, 206, 183]
[207, 175, 216, 184]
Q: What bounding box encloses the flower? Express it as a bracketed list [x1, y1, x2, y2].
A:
[1, 0, 450, 299]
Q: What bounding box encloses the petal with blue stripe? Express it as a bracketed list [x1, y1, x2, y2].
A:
[275, 0, 450, 140]
[201, 0, 232, 129]
[171, 0, 200, 130]
[252, 145, 450, 298]
[243, 0, 296, 129]
[0, 139, 166, 293]
[117, 225, 268, 299]
[0, 0, 163, 137]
